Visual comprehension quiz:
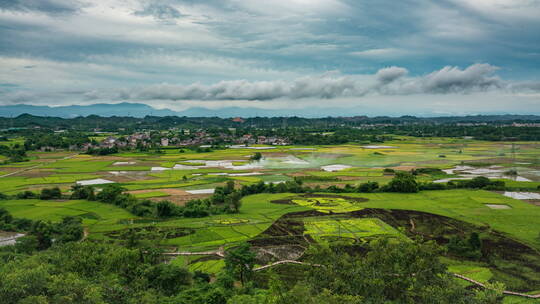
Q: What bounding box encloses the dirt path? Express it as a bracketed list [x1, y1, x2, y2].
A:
[163, 246, 225, 257]
[452, 273, 540, 299]
[254, 260, 321, 271]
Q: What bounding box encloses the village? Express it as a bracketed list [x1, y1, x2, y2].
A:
[76, 129, 290, 152]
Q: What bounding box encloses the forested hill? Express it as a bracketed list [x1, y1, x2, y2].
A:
[1, 113, 539, 130]
[0, 103, 539, 122]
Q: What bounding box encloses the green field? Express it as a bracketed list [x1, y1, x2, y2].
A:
[1, 138, 540, 299]
[0, 199, 134, 228]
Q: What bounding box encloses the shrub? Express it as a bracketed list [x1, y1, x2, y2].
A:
[384, 172, 419, 193]
[156, 201, 179, 218]
[16, 191, 37, 199]
[70, 185, 95, 200]
[357, 181, 379, 193]
[250, 152, 262, 161]
[419, 182, 446, 190]
[39, 187, 62, 200]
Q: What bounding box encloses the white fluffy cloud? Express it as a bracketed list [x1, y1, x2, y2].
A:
[1, 0, 539, 115]
[87, 63, 508, 102]
[376, 66, 409, 84]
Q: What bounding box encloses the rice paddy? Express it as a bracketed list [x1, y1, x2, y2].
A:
[1, 137, 540, 296]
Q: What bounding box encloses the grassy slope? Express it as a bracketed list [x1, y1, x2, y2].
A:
[335, 190, 540, 249]
[0, 199, 133, 228]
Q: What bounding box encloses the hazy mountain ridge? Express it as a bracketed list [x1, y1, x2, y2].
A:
[1, 103, 539, 120]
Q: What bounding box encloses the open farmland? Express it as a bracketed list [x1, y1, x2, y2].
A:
[1, 137, 539, 195]
[1, 136, 540, 302]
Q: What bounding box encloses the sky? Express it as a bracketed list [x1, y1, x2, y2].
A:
[0, 0, 539, 116]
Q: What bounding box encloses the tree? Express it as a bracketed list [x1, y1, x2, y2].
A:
[447, 232, 483, 259]
[145, 264, 192, 296]
[467, 176, 491, 189]
[14, 235, 39, 254]
[357, 181, 379, 193]
[96, 184, 124, 203]
[156, 200, 176, 218]
[305, 239, 481, 303]
[16, 191, 36, 199]
[55, 216, 84, 243]
[385, 172, 419, 193]
[224, 180, 235, 195]
[224, 243, 256, 286]
[70, 185, 95, 200]
[30, 220, 54, 250]
[251, 152, 262, 161]
[226, 191, 242, 213]
[39, 187, 62, 200]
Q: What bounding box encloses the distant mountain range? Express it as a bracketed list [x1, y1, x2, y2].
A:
[0, 103, 177, 118]
[0, 102, 369, 118]
[0, 103, 539, 119]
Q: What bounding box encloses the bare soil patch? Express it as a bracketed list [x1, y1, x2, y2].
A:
[485, 204, 512, 209]
[391, 165, 417, 171]
[128, 188, 211, 205]
[17, 170, 53, 178]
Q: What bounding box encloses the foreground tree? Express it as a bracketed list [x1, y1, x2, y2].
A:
[302, 239, 502, 303]
[225, 243, 256, 286]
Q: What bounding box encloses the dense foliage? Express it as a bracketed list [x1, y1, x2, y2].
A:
[0, 237, 506, 304]
[0, 208, 83, 254]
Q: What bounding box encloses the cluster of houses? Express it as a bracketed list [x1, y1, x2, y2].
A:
[61, 129, 290, 152]
[80, 133, 152, 151]
[239, 134, 289, 145]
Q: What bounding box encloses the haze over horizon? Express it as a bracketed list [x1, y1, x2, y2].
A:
[1, 0, 540, 116]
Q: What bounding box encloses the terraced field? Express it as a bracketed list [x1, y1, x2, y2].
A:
[1, 138, 540, 300]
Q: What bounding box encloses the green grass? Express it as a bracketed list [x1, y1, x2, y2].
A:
[42, 159, 114, 173]
[75, 193, 311, 251]
[304, 217, 402, 243]
[0, 199, 134, 230]
[0, 173, 99, 193]
[132, 191, 170, 199]
[328, 190, 540, 249]
[292, 197, 365, 214]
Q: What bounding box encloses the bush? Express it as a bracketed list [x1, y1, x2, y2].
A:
[419, 182, 447, 190]
[250, 152, 262, 161]
[70, 185, 95, 200]
[55, 216, 84, 243]
[145, 264, 192, 296]
[156, 201, 180, 218]
[39, 187, 62, 200]
[450, 177, 505, 190]
[447, 232, 483, 259]
[384, 172, 419, 193]
[412, 168, 443, 175]
[16, 191, 37, 199]
[357, 181, 379, 193]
